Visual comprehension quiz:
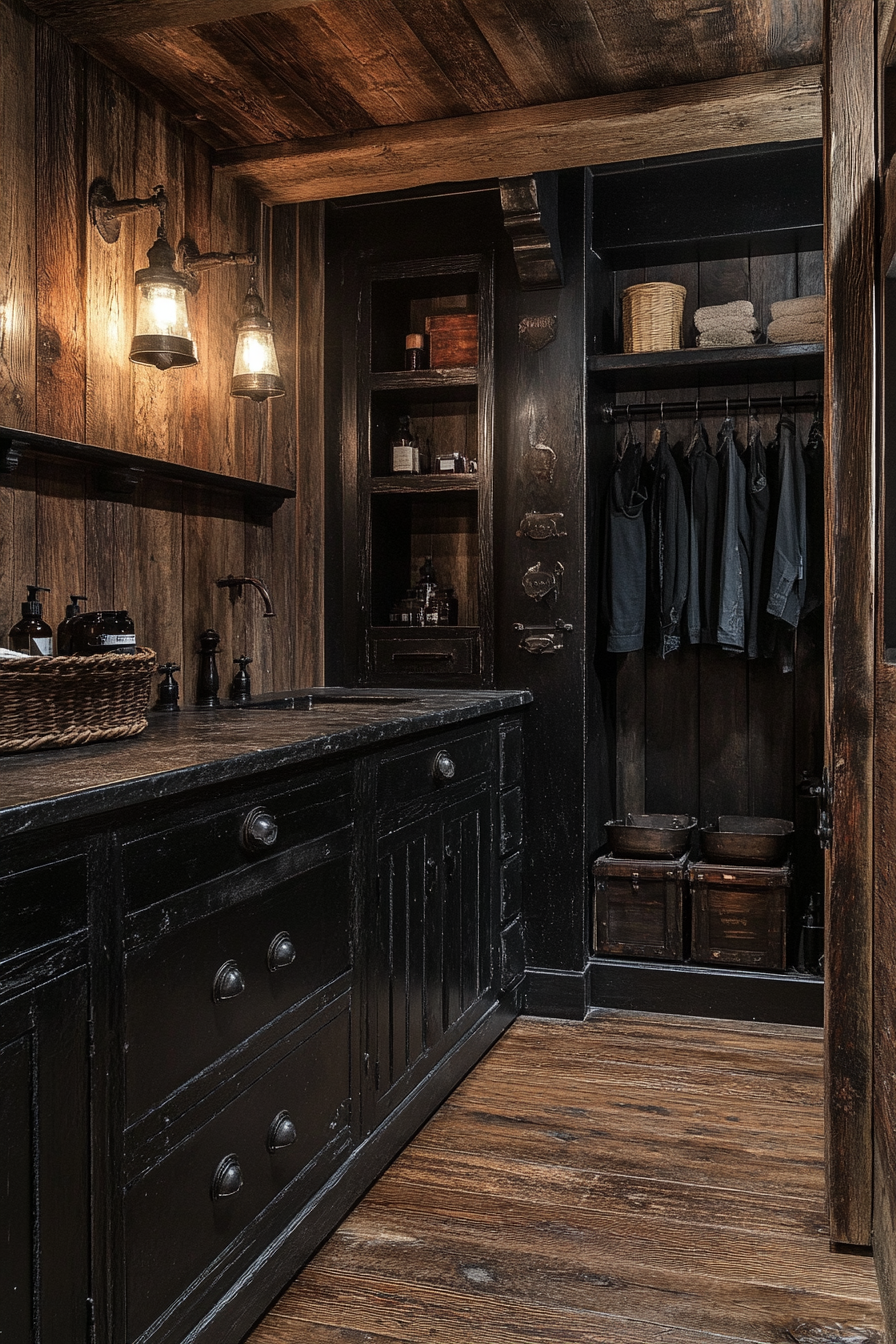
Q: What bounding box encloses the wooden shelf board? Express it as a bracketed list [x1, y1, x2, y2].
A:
[0, 424, 295, 519]
[587, 342, 824, 391]
[369, 368, 478, 391]
[369, 475, 479, 493]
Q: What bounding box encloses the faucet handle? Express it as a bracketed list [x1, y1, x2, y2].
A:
[155, 662, 181, 712]
[231, 654, 253, 702]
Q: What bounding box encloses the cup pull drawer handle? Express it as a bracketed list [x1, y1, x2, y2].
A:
[391, 652, 454, 661]
[213, 959, 245, 1002]
[267, 931, 296, 972]
[211, 1154, 243, 1200]
[432, 750, 456, 782]
[267, 1110, 297, 1152]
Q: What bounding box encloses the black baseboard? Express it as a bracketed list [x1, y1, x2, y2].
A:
[587, 958, 824, 1026]
[194, 987, 521, 1344]
[524, 967, 588, 1019]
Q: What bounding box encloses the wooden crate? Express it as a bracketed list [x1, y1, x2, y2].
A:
[690, 861, 790, 970]
[425, 313, 478, 367]
[592, 853, 687, 961]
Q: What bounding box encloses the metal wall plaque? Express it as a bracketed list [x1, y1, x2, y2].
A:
[522, 561, 564, 604]
[517, 511, 567, 540]
[519, 315, 557, 351]
[524, 442, 556, 485]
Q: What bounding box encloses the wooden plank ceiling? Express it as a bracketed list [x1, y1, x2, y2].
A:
[27, 0, 823, 201]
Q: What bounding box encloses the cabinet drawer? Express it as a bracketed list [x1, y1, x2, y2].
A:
[371, 634, 479, 678]
[0, 855, 87, 972]
[125, 1002, 351, 1343]
[376, 726, 491, 811]
[121, 767, 351, 912]
[125, 853, 352, 1120]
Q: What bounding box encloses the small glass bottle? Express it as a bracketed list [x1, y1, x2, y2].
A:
[405, 333, 426, 370]
[391, 415, 420, 474]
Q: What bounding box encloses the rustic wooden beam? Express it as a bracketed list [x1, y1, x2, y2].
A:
[214, 65, 822, 206]
[22, 0, 326, 43]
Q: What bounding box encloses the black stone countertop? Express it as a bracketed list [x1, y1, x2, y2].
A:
[0, 688, 531, 839]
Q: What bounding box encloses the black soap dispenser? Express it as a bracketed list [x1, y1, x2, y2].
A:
[9, 585, 53, 656]
[57, 594, 88, 656]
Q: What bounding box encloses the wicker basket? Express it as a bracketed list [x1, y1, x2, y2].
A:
[0, 648, 156, 754]
[622, 282, 687, 353]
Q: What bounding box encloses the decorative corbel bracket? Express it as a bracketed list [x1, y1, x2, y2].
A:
[499, 173, 564, 290]
[0, 438, 26, 473]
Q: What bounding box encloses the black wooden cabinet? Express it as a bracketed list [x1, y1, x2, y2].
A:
[368, 780, 492, 1132]
[0, 704, 526, 1344]
[0, 851, 91, 1344]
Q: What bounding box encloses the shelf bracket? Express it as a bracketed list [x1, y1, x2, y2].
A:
[0, 437, 26, 474]
[499, 174, 564, 290]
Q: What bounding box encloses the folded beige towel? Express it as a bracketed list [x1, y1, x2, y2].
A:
[767, 315, 824, 344]
[696, 313, 759, 335]
[769, 294, 824, 321]
[697, 329, 757, 348]
[694, 300, 755, 330]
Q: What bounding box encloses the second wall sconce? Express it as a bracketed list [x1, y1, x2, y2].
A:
[88, 178, 285, 401]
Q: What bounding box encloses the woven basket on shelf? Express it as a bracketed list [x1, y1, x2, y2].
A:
[0, 648, 156, 754]
[622, 282, 687, 353]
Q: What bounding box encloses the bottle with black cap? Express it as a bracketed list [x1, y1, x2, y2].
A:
[57, 594, 88, 656]
[9, 585, 53, 655]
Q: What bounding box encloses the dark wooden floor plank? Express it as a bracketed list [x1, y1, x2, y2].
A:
[247, 1013, 882, 1344]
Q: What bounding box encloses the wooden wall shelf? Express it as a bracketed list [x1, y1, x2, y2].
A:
[369, 369, 478, 391]
[369, 475, 479, 493]
[0, 425, 295, 522]
[587, 342, 824, 392]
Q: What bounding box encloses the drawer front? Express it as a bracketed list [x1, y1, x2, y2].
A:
[125, 1003, 351, 1343]
[371, 635, 478, 678]
[499, 787, 524, 856]
[125, 852, 352, 1120]
[0, 855, 88, 972]
[376, 726, 491, 811]
[121, 767, 351, 912]
[500, 852, 523, 924]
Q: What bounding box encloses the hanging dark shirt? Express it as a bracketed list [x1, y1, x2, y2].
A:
[715, 416, 751, 654]
[680, 418, 719, 646]
[802, 416, 824, 618]
[745, 416, 770, 660]
[646, 424, 689, 658]
[767, 415, 807, 629]
[604, 428, 648, 654]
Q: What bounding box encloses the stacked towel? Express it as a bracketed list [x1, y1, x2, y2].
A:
[694, 299, 758, 349]
[767, 293, 824, 344]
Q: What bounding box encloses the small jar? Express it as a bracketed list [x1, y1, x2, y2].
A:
[73, 610, 137, 655]
[434, 452, 468, 474]
[405, 333, 426, 370]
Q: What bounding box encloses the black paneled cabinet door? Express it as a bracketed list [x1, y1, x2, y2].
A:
[0, 970, 91, 1342]
[367, 786, 492, 1132]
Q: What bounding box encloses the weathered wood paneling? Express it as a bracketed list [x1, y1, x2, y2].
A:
[0, 0, 321, 697]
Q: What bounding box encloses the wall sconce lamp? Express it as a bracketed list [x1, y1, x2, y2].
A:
[89, 178, 285, 399]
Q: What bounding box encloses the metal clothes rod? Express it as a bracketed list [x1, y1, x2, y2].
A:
[598, 393, 822, 423]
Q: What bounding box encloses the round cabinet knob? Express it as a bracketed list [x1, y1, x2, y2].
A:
[212, 959, 245, 1002]
[240, 807, 279, 854]
[267, 931, 296, 973]
[432, 750, 456, 783]
[267, 1110, 297, 1152]
[211, 1154, 243, 1200]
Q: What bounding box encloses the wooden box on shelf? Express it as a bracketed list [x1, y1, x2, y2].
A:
[689, 861, 790, 970]
[425, 313, 478, 368]
[592, 852, 688, 962]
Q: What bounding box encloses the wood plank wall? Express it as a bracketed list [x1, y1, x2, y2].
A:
[0, 0, 323, 701]
[608, 246, 825, 915]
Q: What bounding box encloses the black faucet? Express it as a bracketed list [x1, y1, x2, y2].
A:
[215, 575, 276, 617]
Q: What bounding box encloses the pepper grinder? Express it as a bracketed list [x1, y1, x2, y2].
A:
[231, 654, 252, 704]
[154, 662, 181, 712]
[197, 629, 221, 707]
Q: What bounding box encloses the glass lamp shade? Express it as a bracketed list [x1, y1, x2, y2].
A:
[231, 287, 285, 401]
[130, 235, 198, 370]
